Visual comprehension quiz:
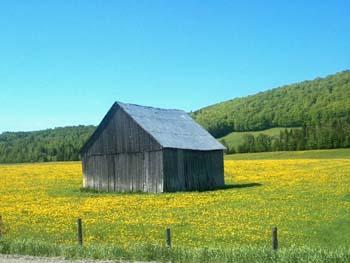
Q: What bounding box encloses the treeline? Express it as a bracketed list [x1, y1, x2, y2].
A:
[193, 70, 350, 138]
[1, 70, 350, 163]
[223, 117, 350, 154]
[0, 126, 95, 163]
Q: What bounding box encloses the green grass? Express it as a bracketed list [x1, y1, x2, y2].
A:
[1, 239, 350, 263]
[225, 148, 350, 160]
[1, 151, 350, 262]
[219, 127, 297, 152]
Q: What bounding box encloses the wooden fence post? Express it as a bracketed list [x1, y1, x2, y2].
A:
[0, 215, 3, 239]
[272, 227, 278, 251]
[166, 228, 171, 248]
[77, 218, 83, 246]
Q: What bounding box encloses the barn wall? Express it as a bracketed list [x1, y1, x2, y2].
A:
[81, 104, 224, 193]
[81, 105, 164, 193]
[82, 150, 164, 193]
[85, 105, 161, 156]
[163, 149, 224, 192]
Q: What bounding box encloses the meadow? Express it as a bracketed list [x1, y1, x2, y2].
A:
[0, 149, 350, 262]
[226, 148, 350, 160]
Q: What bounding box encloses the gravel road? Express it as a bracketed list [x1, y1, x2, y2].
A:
[0, 255, 152, 263]
[0, 255, 114, 263]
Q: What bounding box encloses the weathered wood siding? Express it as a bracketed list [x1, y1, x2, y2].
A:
[163, 149, 224, 192]
[82, 105, 164, 193]
[82, 151, 163, 193]
[85, 105, 161, 156]
[82, 104, 224, 193]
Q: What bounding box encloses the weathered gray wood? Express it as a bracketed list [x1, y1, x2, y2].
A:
[82, 151, 161, 193]
[143, 152, 149, 192]
[114, 155, 120, 192]
[102, 155, 108, 191]
[177, 150, 184, 190]
[81, 103, 224, 193]
[272, 227, 278, 250]
[157, 151, 163, 193]
[85, 105, 162, 156]
[163, 149, 224, 192]
[77, 218, 83, 246]
[108, 155, 115, 191]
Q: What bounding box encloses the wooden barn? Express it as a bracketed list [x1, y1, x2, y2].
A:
[80, 101, 225, 193]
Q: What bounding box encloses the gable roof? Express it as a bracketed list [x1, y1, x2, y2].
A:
[81, 101, 225, 153]
[118, 102, 225, 151]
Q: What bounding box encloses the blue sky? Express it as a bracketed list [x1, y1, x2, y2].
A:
[1, 0, 349, 133]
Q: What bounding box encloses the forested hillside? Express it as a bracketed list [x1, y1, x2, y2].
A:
[222, 121, 350, 154]
[1, 70, 350, 163]
[192, 70, 350, 138]
[0, 126, 95, 163]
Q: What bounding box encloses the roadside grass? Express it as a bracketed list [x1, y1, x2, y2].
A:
[1, 239, 350, 263]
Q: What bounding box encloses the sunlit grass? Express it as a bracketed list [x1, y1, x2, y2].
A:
[225, 148, 350, 160]
[0, 153, 349, 261]
[1, 158, 349, 249]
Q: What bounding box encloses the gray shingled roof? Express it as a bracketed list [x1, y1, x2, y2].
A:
[118, 102, 225, 151]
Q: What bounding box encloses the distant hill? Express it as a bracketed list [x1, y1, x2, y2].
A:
[1, 70, 350, 163]
[0, 126, 95, 163]
[192, 70, 350, 138]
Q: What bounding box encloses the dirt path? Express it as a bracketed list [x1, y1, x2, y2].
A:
[0, 255, 152, 263]
[0, 255, 113, 263]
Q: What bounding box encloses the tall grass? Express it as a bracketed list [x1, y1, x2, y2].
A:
[1, 238, 349, 262]
[225, 148, 350, 160]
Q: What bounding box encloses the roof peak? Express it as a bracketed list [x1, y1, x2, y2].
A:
[117, 102, 225, 151]
[81, 101, 225, 153]
[116, 101, 185, 113]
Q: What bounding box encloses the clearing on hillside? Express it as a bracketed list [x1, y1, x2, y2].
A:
[219, 127, 297, 152]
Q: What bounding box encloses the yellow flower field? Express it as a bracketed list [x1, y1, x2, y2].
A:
[0, 159, 349, 249]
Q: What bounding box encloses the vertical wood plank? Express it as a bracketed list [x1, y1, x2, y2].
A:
[144, 151, 149, 192]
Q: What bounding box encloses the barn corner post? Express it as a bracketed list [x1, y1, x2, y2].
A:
[82, 156, 86, 188]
